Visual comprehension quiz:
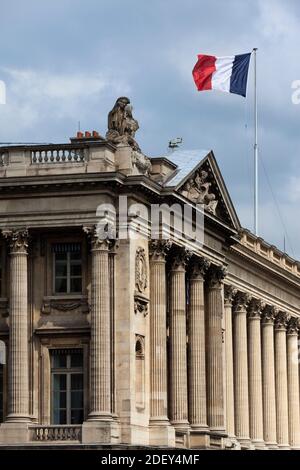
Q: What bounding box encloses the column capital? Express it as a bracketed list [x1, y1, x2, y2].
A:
[170, 247, 192, 271]
[224, 284, 237, 306]
[83, 224, 115, 251]
[189, 256, 210, 281]
[149, 239, 172, 262]
[207, 264, 227, 289]
[275, 311, 290, 331]
[262, 305, 277, 325]
[2, 228, 29, 254]
[233, 291, 251, 313]
[287, 316, 300, 335]
[247, 298, 266, 319]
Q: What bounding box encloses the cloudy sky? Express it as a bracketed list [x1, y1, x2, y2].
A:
[0, 0, 300, 258]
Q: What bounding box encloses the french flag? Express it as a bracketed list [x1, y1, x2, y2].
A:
[192, 53, 251, 97]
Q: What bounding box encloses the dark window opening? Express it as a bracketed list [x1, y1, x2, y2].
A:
[50, 349, 84, 425]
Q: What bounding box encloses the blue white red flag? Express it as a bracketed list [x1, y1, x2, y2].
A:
[192, 53, 251, 97]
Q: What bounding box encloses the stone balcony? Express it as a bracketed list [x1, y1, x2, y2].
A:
[0, 134, 152, 179]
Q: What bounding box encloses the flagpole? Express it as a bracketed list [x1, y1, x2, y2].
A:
[253, 47, 258, 235]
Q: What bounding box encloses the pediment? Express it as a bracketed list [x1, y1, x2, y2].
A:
[170, 151, 241, 231]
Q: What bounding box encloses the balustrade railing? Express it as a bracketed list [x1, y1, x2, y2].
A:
[31, 147, 85, 164]
[30, 425, 82, 442]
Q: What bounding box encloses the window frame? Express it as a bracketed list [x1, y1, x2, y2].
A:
[52, 245, 83, 295]
[50, 349, 84, 425]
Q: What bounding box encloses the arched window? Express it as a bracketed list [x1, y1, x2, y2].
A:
[135, 335, 145, 409]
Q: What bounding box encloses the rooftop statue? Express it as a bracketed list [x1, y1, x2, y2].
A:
[106, 97, 141, 152]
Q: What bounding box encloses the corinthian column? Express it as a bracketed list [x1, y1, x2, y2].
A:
[206, 265, 227, 433]
[287, 317, 300, 449]
[261, 306, 277, 448]
[87, 228, 113, 420]
[274, 311, 289, 449]
[188, 257, 210, 431]
[233, 291, 250, 448]
[3, 229, 30, 422]
[224, 285, 237, 439]
[247, 298, 265, 448]
[169, 248, 191, 430]
[149, 240, 174, 445]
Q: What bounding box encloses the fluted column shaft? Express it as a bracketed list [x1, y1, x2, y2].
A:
[247, 299, 264, 448]
[149, 241, 170, 423]
[224, 285, 236, 438]
[287, 318, 300, 449]
[169, 250, 190, 428]
[233, 293, 250, 445]
[206, 265, 226, 432]
[188, 259, 209, 429]
[89, 238, 112, 419]
[5, 229, 30, 421]
[274, 312, 289, 449]
[262, 307, 277, 447]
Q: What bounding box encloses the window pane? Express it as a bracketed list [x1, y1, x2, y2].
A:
[53, 408, 60, 425]
[55, 278, 67, 293]
[71, 354, 83, 368]
[71, 409, 83, 424]
[55, 264, 67, 277]
[55, 253, 67, 261]
[71, 374, 83, 390]
[70, 264, 82, 277]
[53, 374, 66, 391]
[70, 252, 81, 261]
[59, 409, 67, 424]
[52, 354, 67, 369]
[70, 277, 82, 293]
[71, 391, 83, 408]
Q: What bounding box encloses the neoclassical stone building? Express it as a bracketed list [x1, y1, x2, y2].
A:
[0, 100, 299, 449]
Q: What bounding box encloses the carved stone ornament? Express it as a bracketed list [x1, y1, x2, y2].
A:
[180, 169, 218, 215]
[149, 240, 172, 261]
[274, 310, 290, 330]
[83, 224, 115, 250]
[170, 247, 192, 270]
[233, 291, 251, 312]
[262, 305, 277, 324]
[2, 228, 29, 253]
[132, 151, 151, 176]
[41, 299, 90, 315]
[287, 316, 300, 335]
[247, 298, 266, 319]
[190, 257, 210, 280]
[106, 97, 141, 152]
[207, 264, 227, 288]
[134, 293, 149, 317]
[135, 248, 148, 293]
[224, 285, 238, 306]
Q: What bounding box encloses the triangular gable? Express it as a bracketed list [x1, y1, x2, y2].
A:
[164, 150, 241, 231]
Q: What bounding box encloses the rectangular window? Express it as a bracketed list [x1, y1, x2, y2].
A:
[0, 365, 3, 422]
[51, 349, 84, 425]
[0, 246, 3, 297]
[52, 243, 82, 294]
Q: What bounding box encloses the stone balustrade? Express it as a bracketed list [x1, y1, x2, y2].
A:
[30, 425, 82, 442]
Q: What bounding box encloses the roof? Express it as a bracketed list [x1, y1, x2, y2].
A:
[164, 149, 210, 187]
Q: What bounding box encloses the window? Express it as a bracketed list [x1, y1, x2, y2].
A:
[0, 365, 3, 423]
[0, 247, 3, 297]
[51, 349, 84, 425]
[53, 243, 82, 294]
[135, 335, 145, 409]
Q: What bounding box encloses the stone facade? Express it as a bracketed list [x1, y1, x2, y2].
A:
[0, 123, 299, 449]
